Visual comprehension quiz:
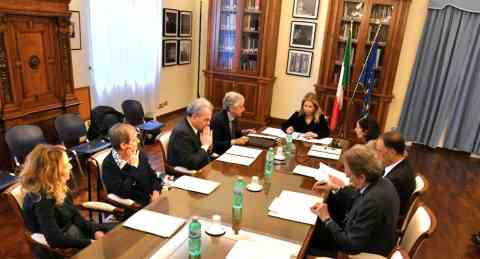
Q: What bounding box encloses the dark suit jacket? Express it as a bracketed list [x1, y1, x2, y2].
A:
[385, 159, 416, 215]
[102, 150, 163, 206]
[325, 177, 400, 256]
[167, 117, 210, 170]
[211, 109, 242, 154]
[281, 111, 330, 138]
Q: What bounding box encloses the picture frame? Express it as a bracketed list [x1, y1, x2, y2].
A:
[289, 21, 316, 49]
[69, 11, 82, 50]
[163, 40, 178, 66]
[178, 39, 192, 65]
[293, 0, 320, 19]
[286, 49, 313, 77]
[163, 8, 178, 37]
[179, 11, 192, 37]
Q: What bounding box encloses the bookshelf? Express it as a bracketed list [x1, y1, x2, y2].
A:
[315, 0, 411, 139]
[205, 0, 282, 126]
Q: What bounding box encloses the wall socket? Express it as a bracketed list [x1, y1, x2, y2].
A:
[158, 101, 168, 109]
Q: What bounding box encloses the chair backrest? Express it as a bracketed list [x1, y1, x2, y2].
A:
[87, 105, 124, 141]
[390, 248, 410, 259]
[399, 202, 437, 258]
[400, 174, 429, 233]
[121, 99, 145, 126]
[88, 148, 112, 198]
[55, 113, 87, 147]
[5, 125, 46, 164]
[158, 131, 172, 162]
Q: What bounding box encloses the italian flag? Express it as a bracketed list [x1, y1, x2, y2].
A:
[329, 26, 352, 130]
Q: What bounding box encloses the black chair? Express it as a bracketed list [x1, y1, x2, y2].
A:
[121, 99, 164, 144]
[87, 106, 124, 141]
[5, 125, 46, 170]
[0, 170, 17, 192]
[55, 113, 112, 204]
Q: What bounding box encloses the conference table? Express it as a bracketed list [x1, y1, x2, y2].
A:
[73, 137, 349, 259]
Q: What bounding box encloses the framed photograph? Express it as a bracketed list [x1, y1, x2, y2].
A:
[178, 39, 192, 65]
[69, 11, 82, 50]
[179, 11, 192, 37]
[286, 49, 313, 77]
[293, 0, 320, 19]
[163, 8, 178, 37]
[163, 40, 178, 66]
[289, 21, 316, 49]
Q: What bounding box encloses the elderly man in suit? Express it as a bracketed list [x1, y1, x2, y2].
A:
[308, 145, 400, 257]
[375, 131, 415, 216]
[210, 91, 255, 155]
[167, 98, 213, 170]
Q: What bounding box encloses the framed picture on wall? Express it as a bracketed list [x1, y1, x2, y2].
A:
[163, 40, 178, 66]
[69, 11, 82, 50]
[289, 21, 316, 49]
[293, 0, 320, 19]
[179, 11, 192, 37]
[286, 49, 313, 77]
[163, 8, 178, 37]
[178, 39, 192, 65]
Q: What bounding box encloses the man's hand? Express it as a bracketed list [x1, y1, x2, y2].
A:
[233, 136, 249, 145]
[310, 202, 331, 222]
[241, 128, 256, 135]
[328, 175, 346, 189]
[94, 231, 105, 240]
[312, 181, 334, 194]
[150, 190, 161, 203]
[200, 126, 213, 149]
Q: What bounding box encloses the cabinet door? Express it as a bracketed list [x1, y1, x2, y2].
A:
[235, 81, 257, 118]
[212, 78, 236, 109]
[7, 16, 61, 108]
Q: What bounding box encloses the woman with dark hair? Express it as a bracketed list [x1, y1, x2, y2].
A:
[281, 92, 330, 139]
[354, 116, 380, 144]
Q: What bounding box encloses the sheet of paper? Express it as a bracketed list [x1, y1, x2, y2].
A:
[308, 149, 341, 160]
[247, 133, 278, 140]
[217, 153, 256, 166]
[226, 145, 263, 159]
[123, 210, 185, 238]
[293, 165, 319, 178]
[319, 163, 350, 185]
[226, 239, 299, 259]
[261, 127, 287, 138]
[268, 191, 323, 225]
[296, 136, 333, 145]
[172, 175, 220, 194]
[310, 145, 342, 155]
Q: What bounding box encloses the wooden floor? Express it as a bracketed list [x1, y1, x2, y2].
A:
[1, 115, 479, 258]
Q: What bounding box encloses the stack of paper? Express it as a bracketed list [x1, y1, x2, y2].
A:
[296, 136, 333, 145]
[319, 163, 350, 185]
[308, 145, 342, 160]
[261, 127, 301, 139]
[293, 164, 350, 186]
[123, 210, 185, 238]
[247, 133, 278, 140]
[293, 165, 319, 179]
[216, 145, 263, 166]
[171, 175, 220, 194]
[268, 190, 323, 225]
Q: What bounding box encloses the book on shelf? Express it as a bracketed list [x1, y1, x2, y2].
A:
[371, 5, 393, 20]
[245, 0, 260, 11]
[243, 14, 259, 31]
[221, 13, 236, 30]
[222, 0, 237, 10]
[375, 48, 382, 67]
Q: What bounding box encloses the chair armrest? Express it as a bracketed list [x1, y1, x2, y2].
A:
[348, 253, 387, 259]
[173, 166, 197, 175]
[305, 256, 335, 259]
[211, 153, 219, 159]
[81, 201, 117, 213]
[106, 193, 142, 211]
[31, 233, 49, 247]
[29, 233, 76, 257]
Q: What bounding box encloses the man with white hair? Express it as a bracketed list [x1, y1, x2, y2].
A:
[167, 98, 213, 170]
[210, 91, 255, 154]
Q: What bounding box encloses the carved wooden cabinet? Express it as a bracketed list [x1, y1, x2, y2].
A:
[0, 0, 80, 169]
[315, 0, 410, 139]
[204, 0, 282, 126]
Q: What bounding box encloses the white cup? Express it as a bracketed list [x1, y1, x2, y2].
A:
[251, 176, 259, 186]
[212, 214, 221, 226]
[276, 146, 284, 156]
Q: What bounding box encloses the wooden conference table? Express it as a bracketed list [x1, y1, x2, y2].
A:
[73, 138, 348, 259]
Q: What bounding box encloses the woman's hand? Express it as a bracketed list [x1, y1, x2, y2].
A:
[286, 127, 294, 134]
[304, 132, 318, 139]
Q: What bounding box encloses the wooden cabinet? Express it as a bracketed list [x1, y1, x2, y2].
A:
[205, 0, 282, 126]
[0, 0, 80, 169]
[315, 0, 410, 139]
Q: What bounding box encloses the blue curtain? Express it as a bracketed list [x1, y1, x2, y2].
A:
[398, 5, 480, 153]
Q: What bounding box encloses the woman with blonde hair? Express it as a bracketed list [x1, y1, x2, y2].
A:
[20, 144, 111, 257]
[282, 92, 330, 139]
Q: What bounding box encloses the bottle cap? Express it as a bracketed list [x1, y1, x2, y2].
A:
[192, 216, 199, 220]
[238, 176, 244, 180]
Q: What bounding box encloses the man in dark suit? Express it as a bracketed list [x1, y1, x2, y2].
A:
[376, 131, 416, 216]
[210, 91, 255, 154]
[167, 98, 213, 170]
[309, 145, 400, 257]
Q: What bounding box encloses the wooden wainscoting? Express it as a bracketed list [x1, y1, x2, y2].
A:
[74, 86, 91, 121]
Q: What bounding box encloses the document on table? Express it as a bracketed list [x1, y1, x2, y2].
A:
[296, 136, 333, 145]
[226, 239, 300, 259]
[171, 175, 220, 194]
[123, 209, 185, 238]
[247, 133, 278, 140]
[268, 190, 323, 225]
[308, 145, 342, 160]
[261, 127, 301, 139]
[216, 145, 263, 166]
[319, 162, 350, 185]
[293, 165, 319, 178]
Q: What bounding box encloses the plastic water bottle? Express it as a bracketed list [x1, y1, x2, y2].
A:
[188, 216, 201, 257]
[285, 132, 293, 154]
[233, 177, 245, 209]
[264, 147, 274, 176]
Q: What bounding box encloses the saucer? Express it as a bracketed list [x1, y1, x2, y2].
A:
[205, 225, 226, 236]
[246, 183, 263, 192]
[274, 154, 286, 161]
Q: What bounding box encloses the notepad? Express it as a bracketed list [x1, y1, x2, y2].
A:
[268, 190, 323, 225]
[216, 145, 263, 166]
[308, 149, 341, 160]
[171, 175, 220, 194]
[293, 165, 319, 178]
[247, 133, 278, 140]
[310, 145, 342, 155]
[226, 239, 299, 259]
[123, 210, 185, 238]
[261, 127, 301, 139]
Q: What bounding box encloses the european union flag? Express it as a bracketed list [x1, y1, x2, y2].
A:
[359, 42, 379, 117]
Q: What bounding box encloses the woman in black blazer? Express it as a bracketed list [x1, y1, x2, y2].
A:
[21, 144, 112, 258]
[282, 92, 330, 139]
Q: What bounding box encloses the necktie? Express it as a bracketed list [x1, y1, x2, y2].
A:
[231, 119, 237, 138]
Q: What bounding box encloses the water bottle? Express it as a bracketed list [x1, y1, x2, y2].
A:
[264, 147, 274, 176]
[188, 216, 201, 257]
[285, 132, 293, 154]
[233, 177, 245, 209]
